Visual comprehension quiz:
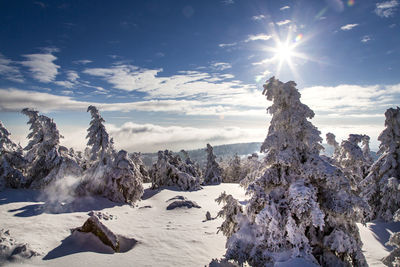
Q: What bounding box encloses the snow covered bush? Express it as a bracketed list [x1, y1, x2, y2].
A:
[221, 154, 246, 183]
[21, 109, 82, 188]
[239, 153, 265, 190]
[219, 77, 367, 266]
[361, 107, 400, 221]
[76, 106, 115, 196]
[0, 121, 26, 189]
[151, 150, 202, 191]
[203, 144, 223, 185]
[327, 133, 373, 191]
[106, 150, 144, 204]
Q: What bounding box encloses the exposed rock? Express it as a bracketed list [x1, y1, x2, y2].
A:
[76, 216, 119, 252]
[166, 196, 201, 210]
[206, 211, 212, 221]
[87, 211, 116, 220]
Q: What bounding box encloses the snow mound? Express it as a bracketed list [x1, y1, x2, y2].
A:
[0, 229, 40, 263]
[166, 195, 201, 210]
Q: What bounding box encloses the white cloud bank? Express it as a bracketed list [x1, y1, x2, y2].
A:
[0, 53, 24, 83]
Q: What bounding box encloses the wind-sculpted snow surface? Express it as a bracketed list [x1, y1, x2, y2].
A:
[151, 150, 202, 191]
[218, 77, 368, 266]
[361, 107, 400, 222]
[203, 144, 223, 185]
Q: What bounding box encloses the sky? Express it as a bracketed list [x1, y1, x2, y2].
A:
[0, 0, 399, 153]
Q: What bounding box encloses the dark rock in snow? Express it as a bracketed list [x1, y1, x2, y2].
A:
[206, 211, 212, 221]
[76, 215, 119, 252]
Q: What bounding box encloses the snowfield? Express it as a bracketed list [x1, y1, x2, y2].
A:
[0, 183, 399, 266]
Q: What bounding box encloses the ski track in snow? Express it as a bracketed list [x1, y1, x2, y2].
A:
[1, 183, 399, 266]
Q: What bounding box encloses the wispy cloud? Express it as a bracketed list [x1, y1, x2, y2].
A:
[83, 64, 255, 99]
[221, 0, 234, 5]
[211, 62, 232, 71]
[218, 42, 237, 48]
[252, 15, 265, 21]
[245, 34, 272, 42]
[0, 53, 24, 83]
[340, 23, 359, 31]
[361, 35, 371, 43]
[275, 19, 291, 26]
[280, 6, 290, 11]
[73, 59, 92, 65]
[375, 0, 399, 17]
[20, 48, 60, 83]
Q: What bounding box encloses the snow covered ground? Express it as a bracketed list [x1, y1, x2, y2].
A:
[0, 183, 398, 266]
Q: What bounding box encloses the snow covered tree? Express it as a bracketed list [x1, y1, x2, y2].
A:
[222, 154, 245, 183]
[361, 107, 400, 221]
[203, 144, 223, 185]
[130, 152, 151, 183]
[219, 77, 367, 266]
[382, 209, 400, 266]
[76, 105, 114, 196]
[151, 150, 202, 191]
[328, 134, 373, 191]
[216, 192, 243, 238]
[22, 108, 81, 188]
[0, 121, 26, 189]
[106, 150, 144, 204]
[240, 153, 266, 190]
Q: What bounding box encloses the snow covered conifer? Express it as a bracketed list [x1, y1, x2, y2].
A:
[21, 108, 81, 188]
[216, 192, 243, 238]
[326, 132, 340, 160]
[106, 150, 144, 204]
[0, 121, 26, 189]
[151, 150, 202, 191]
[76, 106, 114, 195]
[219, 77, 367, 266]
[203, 144, 222, 185]
[361, 107, 400, 221]
[130, 152, 151, 183]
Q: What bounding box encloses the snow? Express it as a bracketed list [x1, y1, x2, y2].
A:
[0, 183, 399, 266]
[0, 183, 246, 266]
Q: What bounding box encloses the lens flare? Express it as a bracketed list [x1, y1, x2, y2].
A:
[295, 34, 303, 43]
[348, 0, 355, 6]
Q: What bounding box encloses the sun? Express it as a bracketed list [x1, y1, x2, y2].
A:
[274, 42, 294, 62]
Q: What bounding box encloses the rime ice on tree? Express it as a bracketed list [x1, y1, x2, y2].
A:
[361, 107, 400, 221]
[203, 144, 223, 185]
[21, 108, 81, 188]
[0, 121, 26, 189]
[326, 133, 372, 191]
[106, 150, 144, 204]
[151, 150, 202, 191]
[218, 77, 367, 266]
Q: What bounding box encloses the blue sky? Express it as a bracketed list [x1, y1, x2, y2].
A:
[0, 0, 399, 152]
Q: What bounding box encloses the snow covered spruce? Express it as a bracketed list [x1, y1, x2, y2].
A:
[0, 121, 26, 190]
[215, 77, 368, 266]
[203, 143, 223, 185]
[76, 105, 144, 204]
[361, 107, 400, 222]
[326, 133, 372, 192]
[21, 108, 82, 189]
[151, 149, 202, 191]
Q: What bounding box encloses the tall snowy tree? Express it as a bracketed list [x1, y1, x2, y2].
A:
[151, 150, 202, 191]
[106, 150, 144, 204]
[222, 154, 245, 183]
[361, 107, 400, 221]
[218, 77, 367, 266]
[0, 121, 26, 189]
[22, 108, 81, 188]
[76, 105, 114, 195]
[203, 144, 223, 185]
[327, 134, 373, 191]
